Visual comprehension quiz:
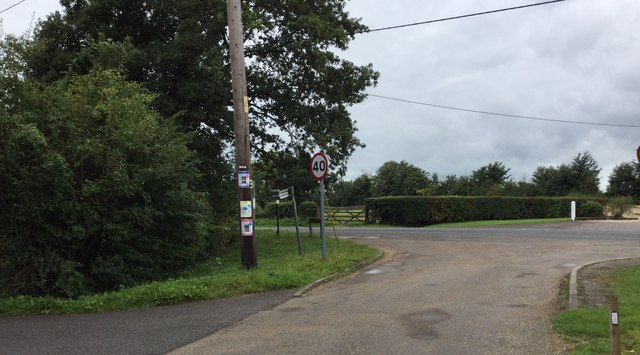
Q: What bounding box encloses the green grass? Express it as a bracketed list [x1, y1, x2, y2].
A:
[0, 232, 380, 317]
[425, 218, 572, 228]
[553, 266, 640, 354]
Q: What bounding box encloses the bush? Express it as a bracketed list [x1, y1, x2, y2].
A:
[364, 196, 598, 226]
[0, 69, 215, 297]
[299, 201, 319, 218]
[263, 201, 295, 217]
[606, 197, 634, 218]
[261, 201, 318, 219]
[578, 200, 604, 217]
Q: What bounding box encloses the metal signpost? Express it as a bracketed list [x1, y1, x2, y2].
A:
[271, 186, 302, 254]
[289, 187, 302, 255]
[310, 152, 329, 259]
[271, 189, 281, 234]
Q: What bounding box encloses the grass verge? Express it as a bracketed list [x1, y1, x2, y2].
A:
[0, 231, 379, 317]
[426, 218, 572, 228]
[553, 266, 640, 354]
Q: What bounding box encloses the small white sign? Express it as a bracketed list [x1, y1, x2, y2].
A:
[238, 171, 251, 188]
[279, 189, 290, 199]
[240, 201, 252, 218]
[611, 311, 619, 325]
[241, 219, 253, 236]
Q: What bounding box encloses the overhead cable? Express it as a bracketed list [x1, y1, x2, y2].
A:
[365, 0, 568, 33]
[368, 94, 640, 128]
[0, 0, 26, 15]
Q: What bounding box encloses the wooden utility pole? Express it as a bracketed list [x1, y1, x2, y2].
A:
[227, 0, 256, 268]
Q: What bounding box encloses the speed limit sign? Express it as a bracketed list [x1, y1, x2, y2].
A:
[310, 152, 329, 181]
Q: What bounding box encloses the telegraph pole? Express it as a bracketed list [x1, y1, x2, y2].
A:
[227, 0, 256, 268]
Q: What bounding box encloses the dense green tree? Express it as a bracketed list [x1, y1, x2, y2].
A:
[26, 0, 378, 207]
[1, 37, 218, 297]
[532, 152, 601, 196]
[569, 152, 601, 195]
[531, 166, 561, 196]
[469, 161, 511, 195]
[329, 173, 373, 206]
[371, 161, 431, 196]
[607, 161, 640, 201]
[253, 149, 320, 208]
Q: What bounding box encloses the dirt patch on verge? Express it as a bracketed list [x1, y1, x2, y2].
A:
[578, 258, 640, 308]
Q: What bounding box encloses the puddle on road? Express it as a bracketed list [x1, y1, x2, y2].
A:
[507, 304, 528, 309]
[364, 265, 396, 275]
[402, 309, 451, 341]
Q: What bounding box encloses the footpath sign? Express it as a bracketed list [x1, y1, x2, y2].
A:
[310, 152, 329, 259]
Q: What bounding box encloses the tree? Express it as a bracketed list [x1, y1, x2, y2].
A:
[469, 161, 511, 195]
[253, 149, 319, 208]
[569, 152, 601, 195]
[607, 161, 640, 201]
[371, 161, 431, 196]
[532, 152, 601, 196]
[26, 0, 379, 202]
[1, 37, 217, 297]
[532, 166, 561, 196]
[329, 173, 373, 206]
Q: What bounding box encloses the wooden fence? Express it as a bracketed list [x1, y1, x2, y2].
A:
[325, 206, 366, 225]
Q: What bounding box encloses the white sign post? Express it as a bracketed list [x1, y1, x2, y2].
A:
[310, 152, 329, 260]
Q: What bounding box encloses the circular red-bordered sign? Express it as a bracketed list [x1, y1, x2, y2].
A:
[637, 146, 640, 162]
[310, 152, 329, 181]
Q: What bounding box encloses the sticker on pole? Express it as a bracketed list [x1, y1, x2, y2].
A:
[310, 152, 329, 181]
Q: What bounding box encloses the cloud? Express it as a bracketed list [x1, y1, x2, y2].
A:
[342, 0, 640, 190]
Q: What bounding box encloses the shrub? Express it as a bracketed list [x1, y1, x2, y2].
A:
[606, 197, 634, 218]
[299, 201, 319, 218]
[263, 201, 295, 217]
[262, 201, 318, 219]
[0, 69, 214, 297]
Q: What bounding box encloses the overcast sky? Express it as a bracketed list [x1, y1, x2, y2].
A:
[341, 0, 640, 189]
[3, 0, 640, 190]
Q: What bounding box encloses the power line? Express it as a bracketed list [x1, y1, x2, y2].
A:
[368, 94, 640, 128]
[365, 0, 568, 33]
[0, 0, 26, 15]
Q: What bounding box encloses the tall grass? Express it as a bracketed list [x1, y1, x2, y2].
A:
[0, 232, 379, 316]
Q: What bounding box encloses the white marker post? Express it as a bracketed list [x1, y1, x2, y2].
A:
[310, 152, 329, 260]
[571, 201, 576, 221]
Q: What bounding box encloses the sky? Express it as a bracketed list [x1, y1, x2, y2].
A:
[2, 0, 640, 190]
[340, 0, 640, 189]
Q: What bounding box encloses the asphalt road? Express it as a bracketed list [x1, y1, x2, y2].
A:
[0, 290, 292, 355]
[2, 221, 640, 354]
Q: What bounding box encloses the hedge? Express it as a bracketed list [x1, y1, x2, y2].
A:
[364, 196, 604, 226]
[260, 201, 319, 218]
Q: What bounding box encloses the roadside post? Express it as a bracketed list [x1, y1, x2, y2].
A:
[290, 187, 302, 255]
[310, 152, 329, 260]
[609, 295, 621, 355]
[571, 201, 576, 221]
[271, 189, 280, 234]
[272, 187, 302, 254]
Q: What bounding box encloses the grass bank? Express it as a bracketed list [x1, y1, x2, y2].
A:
[0, 232, 379, 317]
[426, 218, 571, 228]
[553, 266, 640, 354]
